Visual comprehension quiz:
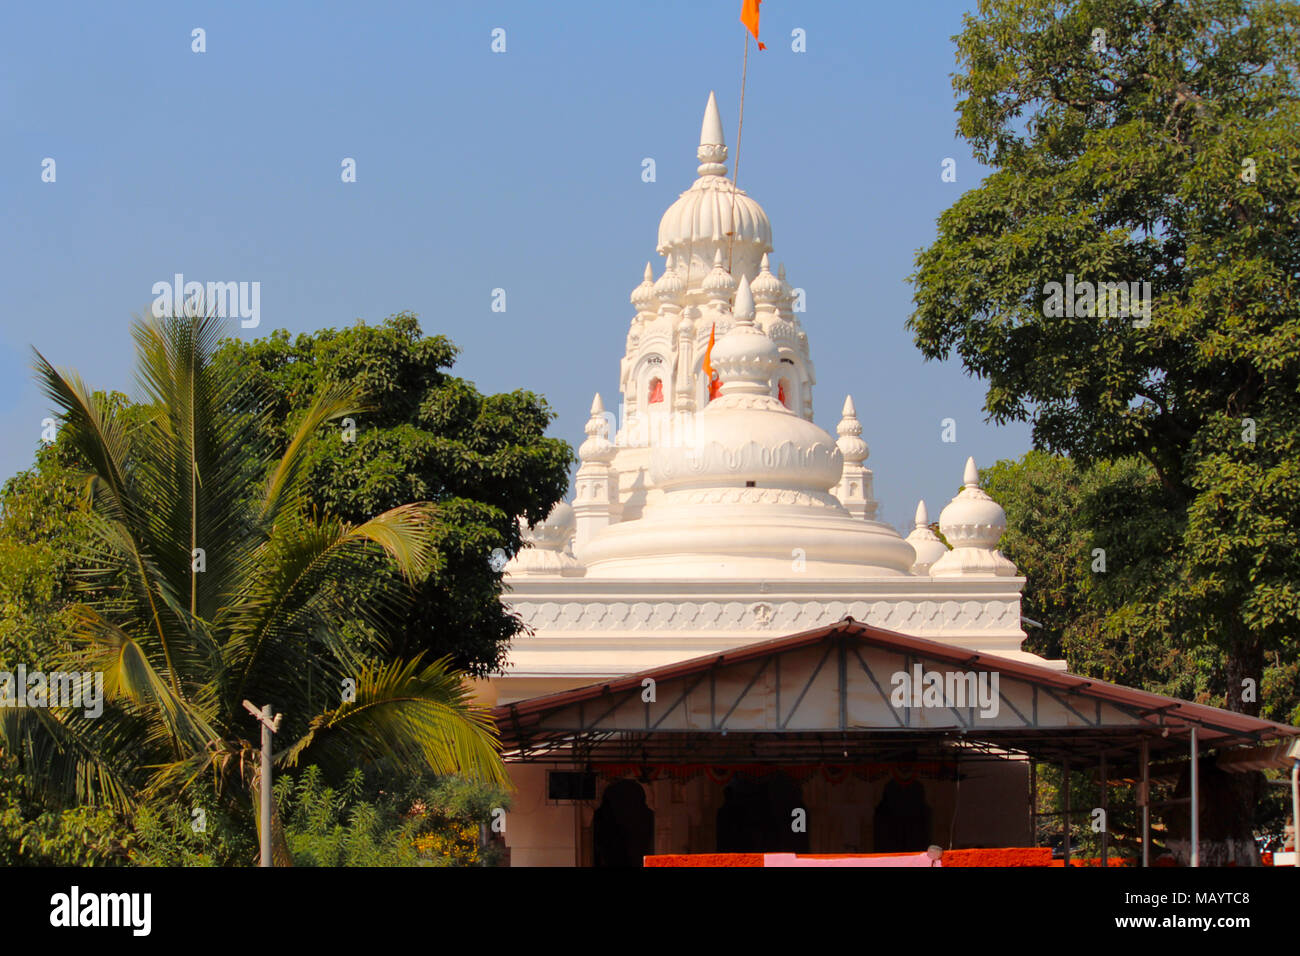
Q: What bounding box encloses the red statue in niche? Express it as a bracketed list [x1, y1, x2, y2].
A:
[648, 377, 664, 404]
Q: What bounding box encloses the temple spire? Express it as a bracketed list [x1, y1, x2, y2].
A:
[733, 274, 755, 323]
[696, 91, 729, 177]
[700, 90, 726, 147]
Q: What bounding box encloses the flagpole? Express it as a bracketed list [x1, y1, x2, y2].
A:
[728, 30, 750, 275]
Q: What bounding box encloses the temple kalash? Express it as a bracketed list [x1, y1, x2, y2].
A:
[473, 92, 1300, 868]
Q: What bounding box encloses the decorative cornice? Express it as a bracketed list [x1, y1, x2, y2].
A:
[505, 596, 1024, 635]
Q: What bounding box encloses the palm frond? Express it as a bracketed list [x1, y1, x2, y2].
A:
[221, 504, 439, 705]
[280, 655, 507, 786]
[0, 706, 144, 810]
[64, 604, 221, 754]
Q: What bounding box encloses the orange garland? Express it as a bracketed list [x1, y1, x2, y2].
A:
[645, 847, 1152, 867]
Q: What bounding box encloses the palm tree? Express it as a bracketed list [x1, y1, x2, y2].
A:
[2, 310, 506, 860]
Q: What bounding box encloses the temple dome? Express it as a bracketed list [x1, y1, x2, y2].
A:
[656, 92, 773, 285]
[904, 500, 949, 574]
[579, 279, 915, 578]
[931, 458, 1018, 577]
[653, 277, 840, 493]
[505, 502, 580, 576]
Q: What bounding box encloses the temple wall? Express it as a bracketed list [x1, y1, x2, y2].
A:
[500, 764, 579, 867]
[501, 759, 1033, 866]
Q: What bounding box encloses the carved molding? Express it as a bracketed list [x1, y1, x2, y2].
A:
[507, 598, 1023, 634]
[672, 487, 841, 508]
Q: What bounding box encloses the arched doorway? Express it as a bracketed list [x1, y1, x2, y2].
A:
[872, 778, 932, 853]
[592, 779, 654, 867]
[716, 772, 809, 853]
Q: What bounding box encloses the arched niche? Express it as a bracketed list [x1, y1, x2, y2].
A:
[592, 779, 655, 867]
[633, 353, 670, 413]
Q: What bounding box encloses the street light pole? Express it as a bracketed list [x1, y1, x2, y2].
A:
[243, 700, 282, 867]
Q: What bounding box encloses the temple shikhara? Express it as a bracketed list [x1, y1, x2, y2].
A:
[479, 93, 1299, 868]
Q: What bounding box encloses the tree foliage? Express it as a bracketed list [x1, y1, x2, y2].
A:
[1, 312, 507, 863]
[274, 765, 510, 866]
[213, 313, 574, 676]
[910, 0, 1300, 724]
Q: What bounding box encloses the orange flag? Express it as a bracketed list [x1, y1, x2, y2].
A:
[741, 0, 766, 50]
[702, 323, 717, 381]
[702, 323, 722, 400]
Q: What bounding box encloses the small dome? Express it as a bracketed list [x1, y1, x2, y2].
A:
[938, 458, 1005, 548]
[702, 249, 737, 298]
[507, 501, 580, 576]
[835, 396, 869, 464]
[904, 500, 949, 574]
[707, 276, 779, 382]
[750, 254, 783, 304]
[932, 458, 1018, 577]
[524, 500, 574, 545]
[654, 254, 685, 303]
[578, 394, 615, 465]
[630, 262, 657, 313]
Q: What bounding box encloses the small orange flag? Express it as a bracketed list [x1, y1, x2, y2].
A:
[702, 323, 722, 400]
[741, 0, 766, 50]
[702, 323, 717, 381]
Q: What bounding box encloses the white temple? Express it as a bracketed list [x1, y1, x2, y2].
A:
[477, 93, 1299, 870]
[481, 91, 1055, 711]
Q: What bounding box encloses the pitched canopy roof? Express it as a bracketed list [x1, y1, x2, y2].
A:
[492, 619, 1298, 765]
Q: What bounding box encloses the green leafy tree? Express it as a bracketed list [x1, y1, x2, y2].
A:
[983, 452, 1202, 699]
[213, 313, 574, 676]
[910, 0, 1300, 863]
[0, 405, 138, 667]
[1, 311, 507, 864]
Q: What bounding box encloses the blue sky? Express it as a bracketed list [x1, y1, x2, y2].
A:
[1, 0, 1032, 533]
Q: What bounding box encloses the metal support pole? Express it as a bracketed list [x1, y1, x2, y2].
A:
[1100, 751, 1108, 866]
[260, 704, 273, 868]
[1141, 738, 1150, 869]
[243, 699, 282, 869]
[1063, 758, 1071, 867]
[1190, 726, 1199, 868]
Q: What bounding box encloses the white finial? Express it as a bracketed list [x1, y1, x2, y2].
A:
[579, 393, 614, 463]
[703, 248, 736, 301]
[930, 456, 1016, 576]
[655, 252, 685, 305]
[631, 262, 657, 313]
[733, 275, 755, 322]
[700, 90, 725, 147]
[697, 91, 729, 177]
[905, 499, 949, 575]
[751, 253, 782, 304]
[836, 395, 868, 462]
